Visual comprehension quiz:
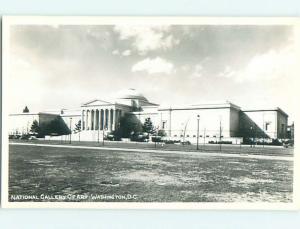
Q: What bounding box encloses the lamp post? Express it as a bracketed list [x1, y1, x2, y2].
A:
[196, 115, 200, 150]
[102, 126, 106, 146]
[203, 128, 206, 151]
[250, 126, 253, 148]
[219, 117, 222, 151]
[97, 125, 100, 143]
[262, 113, 265, 148]
[69, 117, 72, 144]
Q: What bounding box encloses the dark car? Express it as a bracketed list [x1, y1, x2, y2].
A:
[181, 140, 191, 145]
[20, 135, 30, 140]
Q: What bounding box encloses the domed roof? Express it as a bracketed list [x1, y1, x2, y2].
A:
[116, 88, 148, 101]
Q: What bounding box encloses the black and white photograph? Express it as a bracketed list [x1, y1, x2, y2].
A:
[2, 16, 299, 209]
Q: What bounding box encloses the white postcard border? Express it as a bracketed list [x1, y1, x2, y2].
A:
[2, 16, 300, 209]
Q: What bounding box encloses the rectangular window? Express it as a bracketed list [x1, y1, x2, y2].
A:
[162, 121, 167, 129]
[265, 123, 269, 131]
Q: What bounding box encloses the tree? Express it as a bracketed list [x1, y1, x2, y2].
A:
[23, 106, 29, 113]
[74, 120, 81, 133]
[142, 117, 156, 135]
[114, 113, 143, 138]
[157, 129, 166, 137]
[39, 117, 70, 137]
[30, 120, 40, 135]
[74, 120, 82, 141]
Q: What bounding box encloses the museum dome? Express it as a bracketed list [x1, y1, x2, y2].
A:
[116, 88, 148, 102]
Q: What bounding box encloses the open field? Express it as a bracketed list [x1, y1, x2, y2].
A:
[8, 141, 293, 203]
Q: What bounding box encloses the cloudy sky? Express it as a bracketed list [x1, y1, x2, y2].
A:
[8, 24, 298, 122]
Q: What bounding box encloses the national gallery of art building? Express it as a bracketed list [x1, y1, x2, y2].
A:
[9, 89, 289, 143]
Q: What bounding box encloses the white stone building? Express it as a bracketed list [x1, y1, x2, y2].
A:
[8, 88, 288, 143]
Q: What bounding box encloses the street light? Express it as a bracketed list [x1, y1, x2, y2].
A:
[102, 126, 107, 146]
[196, 115, 200, 150]
[97, 125, 100, 143]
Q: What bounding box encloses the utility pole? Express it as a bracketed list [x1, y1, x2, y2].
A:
[97, 126, 100, 143]
[219, 118, 222, 151]
[196, 115, 200, 150]
[69, 117, 72, 144]
[203, 128, 206, 151]
[253, 126, 256, 148]
[102, 127, 105, 146]
[250, 126, 253, 148]
[262, 113, 265, 148]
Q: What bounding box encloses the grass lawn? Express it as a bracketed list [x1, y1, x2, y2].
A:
[8, 144, 293, 202]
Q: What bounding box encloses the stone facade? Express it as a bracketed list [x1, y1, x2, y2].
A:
[8, 89, 289, 142]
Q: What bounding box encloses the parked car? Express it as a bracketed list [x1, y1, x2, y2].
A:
[28, 136, 37, 140]
[181, 140, 191, 145]
[20, 135, 30, 140]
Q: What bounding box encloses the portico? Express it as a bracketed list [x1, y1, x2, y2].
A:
[80, 98, 133, 133]
[81, 107, 123, 132]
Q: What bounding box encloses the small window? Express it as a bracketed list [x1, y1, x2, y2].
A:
[265, 122, 270, 131]
[180, 135, 183, 137]
[174, 135, 177, 137]
[213, 135, 216, 138]
[162, 121, 167, 129]
[186, 135, 189, 137]
[206, 135, 209, 138]
[199, 135, 202, 137]
[193, 135, 196, 137]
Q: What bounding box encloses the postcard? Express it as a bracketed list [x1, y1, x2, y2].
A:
[1, 16, 299, 209]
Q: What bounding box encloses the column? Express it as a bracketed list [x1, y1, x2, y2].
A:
[97, 109, 100, 130]
[100, 109, 103, 130]
[108, 109, 111, 131]
[112, 109, 116, 131]
[90, 110, 94, 130]
[103, 109, 106, 130]
[81, 110, 84, 130]
[117, 109, 120, 128]
[93, 109, 97, 131]
[86, 110, 89, 130]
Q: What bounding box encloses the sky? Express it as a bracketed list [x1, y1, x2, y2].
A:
[8, 24, 298, 122]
